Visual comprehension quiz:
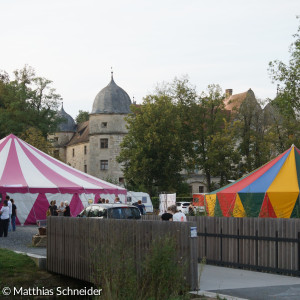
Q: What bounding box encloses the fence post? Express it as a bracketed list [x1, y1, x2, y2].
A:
[276, 230, 279, 270]
[237, 229, 240, 264]
[204, 227, 207, 257]
[220, 228, 223, 262]
[256, 230, 258, 266]
[298, 232, 300, 272]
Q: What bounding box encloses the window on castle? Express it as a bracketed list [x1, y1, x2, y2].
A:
[54, 137, 58, 142]
[54, 150, 59, 158]
[72, 148, 75, 157]
[84, 145, 87, 155]
[100, 160, 108, 170]
[101, 122, 107, 128]
[100, 138, 108, 149]
[84, 165, 87, 173]
[199, 186, 204, 193]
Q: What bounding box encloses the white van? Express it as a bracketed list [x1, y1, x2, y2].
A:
[126, 191, 154, 213]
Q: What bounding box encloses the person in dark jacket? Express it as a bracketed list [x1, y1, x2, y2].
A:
[136, 200, 146, 215]
[161, 206, 173, 221]
[63, 201, 70, 217]
[11, 199, 17, 231]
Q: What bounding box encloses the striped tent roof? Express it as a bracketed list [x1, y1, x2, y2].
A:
[0, 134, 126, 195]
[206, 145, 300, 218]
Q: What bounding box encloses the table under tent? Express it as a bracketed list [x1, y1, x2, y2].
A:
[205, 144, 300, 218]
[0, 134, 127, 225]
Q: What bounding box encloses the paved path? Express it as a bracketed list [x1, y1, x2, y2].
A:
[0, 225, 46, 256]
[198, 265, 300, 299]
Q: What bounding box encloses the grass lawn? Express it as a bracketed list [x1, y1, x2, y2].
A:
[0, 248, 92, 298]
[0, 248, 220, 299]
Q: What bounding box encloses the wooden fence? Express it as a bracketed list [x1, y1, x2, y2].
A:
[142, 215, 300, 276]
[47, 217, 198, 290]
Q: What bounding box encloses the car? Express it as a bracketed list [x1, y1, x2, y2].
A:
[78, 204, 142, 219]
[176, 202, 191, 215]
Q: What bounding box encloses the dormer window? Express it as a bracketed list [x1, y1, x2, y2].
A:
[101, 122, 107, 128]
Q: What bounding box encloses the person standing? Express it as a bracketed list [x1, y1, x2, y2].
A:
[114, 197, 121, 204]
[171, 205, 187, 222]
[63, 201, 70, 217]
[57, 201, 65, 216]
[50, 200, 58, 216]
[11, 199, 17, 231]
[0, 200, 10, 237]
[188, 203, 195, 216]
[161, 206, 173, 221]
[7, 196, 12, 232]
[136, 200, 146, 215]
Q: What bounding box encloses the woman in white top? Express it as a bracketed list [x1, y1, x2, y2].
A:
[0, 200, 10, 237]
[57, 202, 65, 216]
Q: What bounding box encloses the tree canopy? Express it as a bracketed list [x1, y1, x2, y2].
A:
[268, 17, 300, 115]
[75, 110, 89, 124]
[0, 65, 62, 139]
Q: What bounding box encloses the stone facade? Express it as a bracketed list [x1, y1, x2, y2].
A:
[89, 113, 128, 180]
[51, 75, 130, 185]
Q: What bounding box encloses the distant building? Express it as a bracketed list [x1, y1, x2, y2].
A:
[187, 88, 275, 194]
[49, 72, 131, 185]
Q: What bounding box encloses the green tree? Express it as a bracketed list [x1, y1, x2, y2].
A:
[0, 65, 61, 139]
[75, 110, 89, 124]
[20, 127, 54, 155]
[118, 78, 197, 196]
[191, 84, 240, 191]
[268, 18, 300, 114]
[267, 19, 300, 152]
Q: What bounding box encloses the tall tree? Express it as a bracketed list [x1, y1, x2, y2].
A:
[268, 18, 300, 114]
[267, 19, 300, 151]
[0, 65, 61, 138]
[191, 84, 240, 191]
[118, 78, 197, 196]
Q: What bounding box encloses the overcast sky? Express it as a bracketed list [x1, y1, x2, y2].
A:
[1, 0, 299, 118]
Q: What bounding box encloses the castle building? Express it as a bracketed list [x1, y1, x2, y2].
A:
[50, 72, 131, 185]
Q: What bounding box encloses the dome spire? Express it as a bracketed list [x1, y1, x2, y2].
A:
[111, 66, 113, 81]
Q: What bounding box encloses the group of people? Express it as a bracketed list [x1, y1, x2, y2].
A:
[0, 195, 17, 237]
[97, 198, 110, 204]
[161, 205, 187, 222]
[47, 200, 70, 217]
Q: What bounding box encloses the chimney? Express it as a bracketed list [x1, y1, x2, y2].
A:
[225, 89, 233, 98]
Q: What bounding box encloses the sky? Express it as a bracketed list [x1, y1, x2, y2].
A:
[0, 0, 299, 118]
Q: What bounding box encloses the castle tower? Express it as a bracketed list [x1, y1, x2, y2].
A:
[49, 104, 76, 161]
[88, 72, 131, 183]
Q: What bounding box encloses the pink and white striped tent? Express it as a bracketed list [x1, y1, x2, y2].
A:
[0, 134, 127, 225]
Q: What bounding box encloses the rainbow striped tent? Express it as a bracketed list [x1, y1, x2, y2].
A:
[206, 145, 300, 218]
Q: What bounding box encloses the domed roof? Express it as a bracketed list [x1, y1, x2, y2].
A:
[57, 105, 76, 132]
[91, 73, 132, 114]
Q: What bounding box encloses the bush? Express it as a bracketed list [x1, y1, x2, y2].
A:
[92, 236, 189, 300]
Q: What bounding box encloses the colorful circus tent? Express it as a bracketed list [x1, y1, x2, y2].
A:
[0, 134, 127, 225]
[206, 145, 300, 218]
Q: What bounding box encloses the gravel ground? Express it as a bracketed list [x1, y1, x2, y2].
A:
[0, 225, 46, 256]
